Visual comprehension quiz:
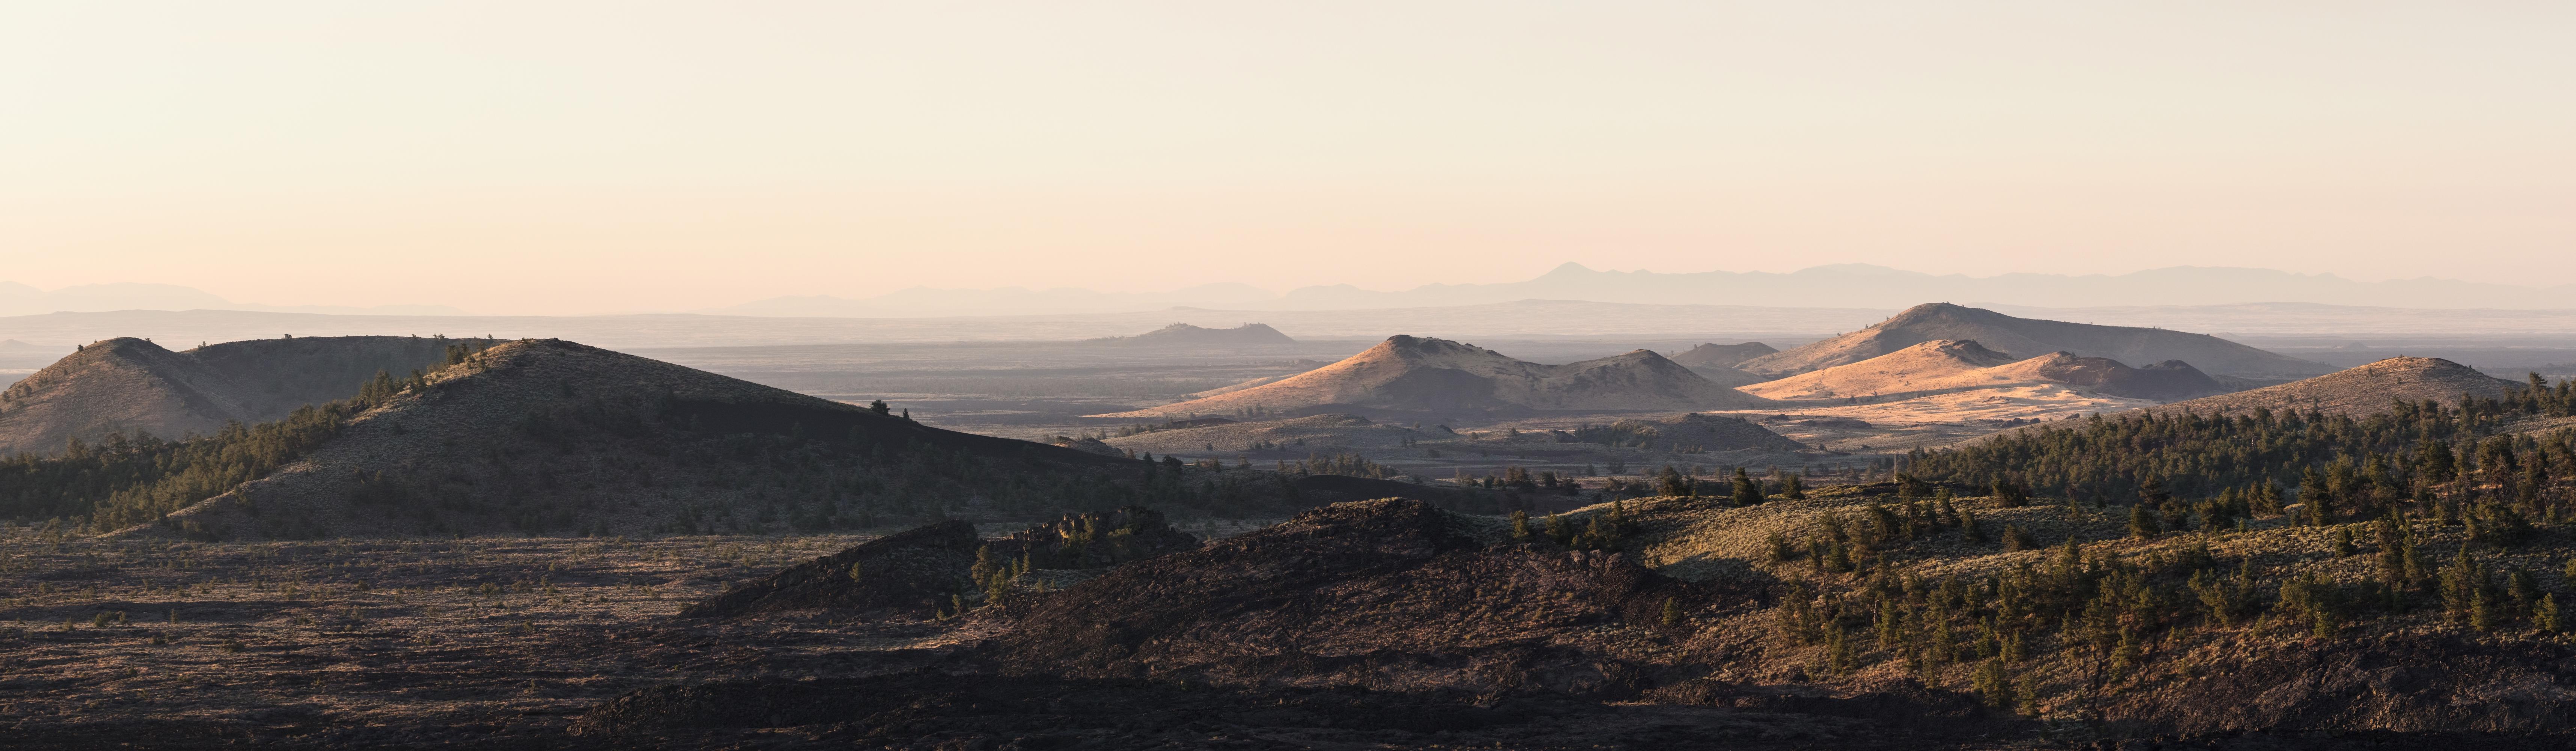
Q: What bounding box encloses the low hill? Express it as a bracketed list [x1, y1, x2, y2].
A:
[1745, 340, 2229, 403]
[1986, 352, 2225, 401]
[1667, 342, 1777, 369]
[1737, 303, 2326, 378]
[2158, 356, 2521, 416]
[6, 339, 1478, 539]
[1098, 335, 1769, 418]
[682, 507, 1199, 620]
[0, 335, 501, 457]
[1743, 339, 2019, 401]
[1089, 322, 1296, 346]
[989, 498, 1710, 692]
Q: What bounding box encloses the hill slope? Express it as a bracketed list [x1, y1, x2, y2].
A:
[47, 339, 1471, 539]
[1667, 342, 1777, 369]
[0, 335, 499, 457]
[1100, 335, 1769, 418]
[1737, 303, 2325, 378]
[1742, 339, 2019, 401]
[2159, 356, 2521, 416]
[1745, 340, 2228, 403]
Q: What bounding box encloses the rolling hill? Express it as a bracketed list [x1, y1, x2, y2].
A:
[2158, 356, 2521, 416]
[10, 339, 1468, 540]
[1743, 340, 2228, 403]
[0, 335, 501, 457]
[1737, 303, 2326, 378]
[1096, 335, 1770, 418]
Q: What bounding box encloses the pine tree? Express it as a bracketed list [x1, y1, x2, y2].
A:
[1973, 658, 2012, 707]
[1993, 479, 2029, 508]
[1509, 510, 1533, 542]
[1731, 468, 1763, 506]
[2128, 504, 2160, 539]
[1662, 597, 1684, 627]
[1781, 473, 1806, 500]
[2001, 524, 2034, 552]
[1826, 627, 1855, 675]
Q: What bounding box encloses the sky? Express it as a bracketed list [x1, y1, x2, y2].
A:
[4, 2, 2573, 315]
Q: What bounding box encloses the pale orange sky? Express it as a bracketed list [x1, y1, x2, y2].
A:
[5, 2, 2572, 314]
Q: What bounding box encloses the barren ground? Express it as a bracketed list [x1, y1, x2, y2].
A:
[0, 522, 1282, 749]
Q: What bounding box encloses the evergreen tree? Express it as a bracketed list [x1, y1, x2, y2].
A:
[1993, 479, 2030, 508]
[1731, 467, 1763, 506]
[2001, 524, 2035, 552]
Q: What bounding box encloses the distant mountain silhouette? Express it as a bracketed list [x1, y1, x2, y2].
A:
[709, 264, 2576, 318]
[1738, 303, 2326, 378]
[1087, 323, 1296, 346]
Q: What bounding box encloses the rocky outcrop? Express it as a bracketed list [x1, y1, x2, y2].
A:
[678, 521, 985, 618]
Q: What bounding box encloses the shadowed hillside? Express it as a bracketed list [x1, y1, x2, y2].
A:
[0, 339, 1478, 539]
[2160, 356, 2522, 416]
[1670, 342, 1778, 369]
[0, 335, 501, 457]
[1666, 342, 1778, 388]
[1739, 303, 2326, 378]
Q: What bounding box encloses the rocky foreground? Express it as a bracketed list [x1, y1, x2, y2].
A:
[14, 490, 2576, 749]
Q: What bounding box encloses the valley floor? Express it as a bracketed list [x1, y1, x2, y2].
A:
[0, 532, 890, 748]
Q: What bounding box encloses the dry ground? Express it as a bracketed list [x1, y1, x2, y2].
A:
[1, 523, 1290, 748]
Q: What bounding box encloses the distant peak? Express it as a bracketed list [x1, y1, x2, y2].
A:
[1539, 261, 1597, 277]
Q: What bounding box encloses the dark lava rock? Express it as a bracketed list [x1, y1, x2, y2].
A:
[987, 498, 1738, 695]
[681, 507, 1203, 620]
[570, 671, 1952, 750]
[2099, 633, 2576, 734]
[985, 505, 1200, 569]
[678, 520, 982, 618]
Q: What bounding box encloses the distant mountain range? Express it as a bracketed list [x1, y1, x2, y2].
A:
[709, 263, 2576, 317]
[15, 299, 2576, 354]
[0, 282, 462, 317]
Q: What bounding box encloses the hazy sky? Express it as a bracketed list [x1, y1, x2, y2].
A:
[6, 2, 2573, 314]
